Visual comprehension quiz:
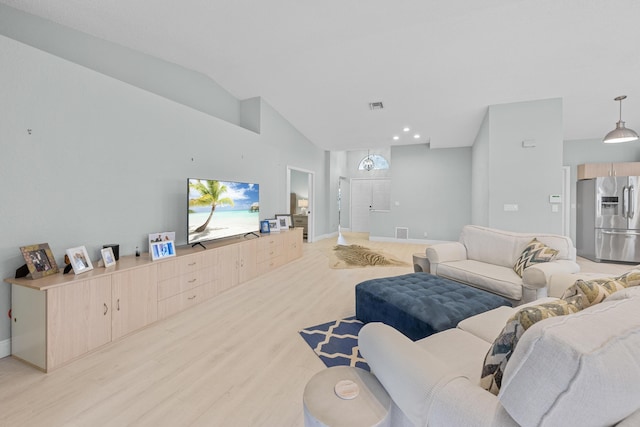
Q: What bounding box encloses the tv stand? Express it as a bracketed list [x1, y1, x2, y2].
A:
[244, 232, 260, 238]
[191, 242, 207, 250]
[5, 228, 303, 372]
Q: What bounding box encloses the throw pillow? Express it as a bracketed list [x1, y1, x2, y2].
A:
[480, 298, 583, 395]
[614, 269, 640, 288]
[560, 277, 627, 308]
[513, 238, 559, 277]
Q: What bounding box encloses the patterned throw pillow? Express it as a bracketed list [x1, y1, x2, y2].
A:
[480, 298, 583, 395]
[513, 238, 559, 277]
[561, 277, 627, 308]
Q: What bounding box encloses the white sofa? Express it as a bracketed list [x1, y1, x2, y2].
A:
[426, 225, 580, 304]
[358, 274, 640, 427]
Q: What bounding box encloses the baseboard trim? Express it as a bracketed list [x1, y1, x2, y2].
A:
[0, 338, 10, 359]
[369, 236, 448, 245]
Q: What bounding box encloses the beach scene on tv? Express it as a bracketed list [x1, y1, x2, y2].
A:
[188, 179, 260, 244]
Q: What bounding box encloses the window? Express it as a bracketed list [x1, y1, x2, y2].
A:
[358, 154, 389, 171]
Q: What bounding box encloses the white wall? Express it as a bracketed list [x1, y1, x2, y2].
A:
[0, 35, 326, 347]
[471, 110, 490, 225]
[369, 144, 472, 241]
[478, 98, 564, 234]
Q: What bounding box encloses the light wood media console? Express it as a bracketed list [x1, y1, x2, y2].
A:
[5, 228, 303, 372]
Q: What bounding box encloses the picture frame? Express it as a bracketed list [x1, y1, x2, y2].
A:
[267, 218, 280, 232]
[260, 220, 271, 234]
[149, 231, 176, 244]
[19, 243, 59, 279]
[150, 240, 176, 261]
[66, 246, 94, 275]
[275, 214, 292, 230]
[101, 247, 117, 268]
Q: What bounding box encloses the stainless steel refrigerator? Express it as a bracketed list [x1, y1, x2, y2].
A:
[577, 176, 640, 263]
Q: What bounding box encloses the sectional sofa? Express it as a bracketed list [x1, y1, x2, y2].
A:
[358, 272, 640, 426]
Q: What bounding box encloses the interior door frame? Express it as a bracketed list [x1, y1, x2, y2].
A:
[286, 166, 315, 242]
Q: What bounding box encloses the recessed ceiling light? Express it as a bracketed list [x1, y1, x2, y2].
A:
[393, 136, 399, 140]
[403, 127, 410, 132]
[414, 134, 420, 139]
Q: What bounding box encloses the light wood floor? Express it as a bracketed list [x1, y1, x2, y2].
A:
[0, 233, 426, 427]
[0, 233, 631, 427]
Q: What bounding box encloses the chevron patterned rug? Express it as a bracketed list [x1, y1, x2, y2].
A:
[299, 316, 369, 371]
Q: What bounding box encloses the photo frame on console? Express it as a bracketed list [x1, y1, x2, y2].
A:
[101, 247, 117, 268]
[260, 220, 271, 234]
[66, 246, 94, 275]
[275, 214, 292, 230]
[19, 243, 59, 279]
[267, 218, 280, 232]
[150, 240, 176, 261]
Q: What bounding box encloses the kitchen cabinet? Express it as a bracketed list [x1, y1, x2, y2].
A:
[577, 162, 640, 180]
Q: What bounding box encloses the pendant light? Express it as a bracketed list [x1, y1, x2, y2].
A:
[362, 150, 374, 171]
[603, 95, 639, 144]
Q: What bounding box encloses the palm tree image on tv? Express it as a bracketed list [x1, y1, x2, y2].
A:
[188, 179, 260, 244]
[189, 180, 234, 232]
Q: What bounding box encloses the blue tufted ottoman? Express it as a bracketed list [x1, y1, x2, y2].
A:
[355, 272, 511, 340]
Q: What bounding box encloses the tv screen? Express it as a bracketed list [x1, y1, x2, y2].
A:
[188, 179, 260, 245]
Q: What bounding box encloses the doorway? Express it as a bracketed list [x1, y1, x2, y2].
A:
[286, 166, 314, 242]
[350, 178, 391, 233]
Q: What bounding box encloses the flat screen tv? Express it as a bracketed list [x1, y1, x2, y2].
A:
[188, 178, 260, 246]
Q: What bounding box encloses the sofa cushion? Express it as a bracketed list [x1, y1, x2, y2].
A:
[480, 298, 583, 395]
[513, 238, 558, 277]
[457, 298, 557, 343]
[459, 226, 522, 268]
[499, 296, 640, 427]
[435, 260, 523, 300]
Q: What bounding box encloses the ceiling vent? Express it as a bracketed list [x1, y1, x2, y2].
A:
[369, 101, 384, 110]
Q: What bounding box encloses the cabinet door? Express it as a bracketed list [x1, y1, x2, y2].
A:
[112, 265, 158, 340]
[218, 244, 239, 291]
[47, 276, 112, 369]
[238, 239, 257, 283]
[577, 163, 613, 179]
[286, 228, 304, 262]
[612, 162, 640, 177]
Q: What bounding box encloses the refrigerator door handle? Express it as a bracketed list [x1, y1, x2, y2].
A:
[630, 186, 635, 219]
[622, 186, 628, 219]
[601, 230, 640, 236]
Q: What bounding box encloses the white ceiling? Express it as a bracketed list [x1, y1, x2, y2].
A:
[3, 0, 639, 151]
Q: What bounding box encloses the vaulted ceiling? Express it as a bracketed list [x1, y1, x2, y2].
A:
[2, 0, 639, 151]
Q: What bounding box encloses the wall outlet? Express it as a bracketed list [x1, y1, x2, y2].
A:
[504, 204, 519, 212]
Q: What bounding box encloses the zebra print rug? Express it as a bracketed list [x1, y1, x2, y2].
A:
[329, 244, 409, 269]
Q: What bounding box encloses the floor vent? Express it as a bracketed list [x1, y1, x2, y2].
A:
[395, 227, 409, 240]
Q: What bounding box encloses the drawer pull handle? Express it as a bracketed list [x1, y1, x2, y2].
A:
[117, 299, 120, 311]
[188, 262, 197, 266]
[188, 295, 197, 300]
[103, 303, 108, 315]
[188, 279, 197, 283]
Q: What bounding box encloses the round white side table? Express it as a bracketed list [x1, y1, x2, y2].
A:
[303, 366, 391, 427]
[413, 252, 430, 273]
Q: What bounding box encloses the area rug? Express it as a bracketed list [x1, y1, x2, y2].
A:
[328, 244, 409, 269]
[299, 316, 369, 371]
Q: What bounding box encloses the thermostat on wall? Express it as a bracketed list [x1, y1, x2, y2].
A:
[549, 195, 562, 204]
